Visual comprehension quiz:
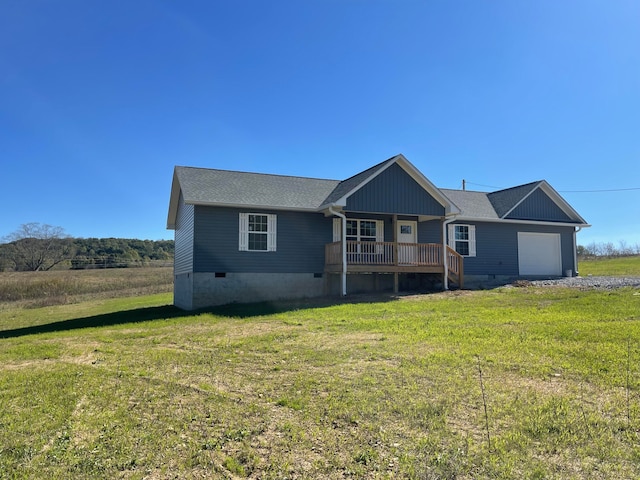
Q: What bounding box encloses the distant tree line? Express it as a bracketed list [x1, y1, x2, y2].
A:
[0, 223, 173, 271]
[578, 240, 640, 259]
[71, 238, 174, 269]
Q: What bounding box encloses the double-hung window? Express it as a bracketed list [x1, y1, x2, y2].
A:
[346, 219, 377, 242]
[239, 213, 277, 252]
[448, 224, 476, 257]
[336, 219, 383, 243]
[334, 218, 384, 260]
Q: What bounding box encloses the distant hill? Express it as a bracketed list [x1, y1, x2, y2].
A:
[0, 237, 174, 271]
[70, 238, 174, 269]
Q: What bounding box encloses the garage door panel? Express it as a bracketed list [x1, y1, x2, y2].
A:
[518, 232, 562, 276]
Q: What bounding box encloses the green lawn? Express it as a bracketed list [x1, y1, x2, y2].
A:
[579, 255, 640, 276]
[1, 286, 640, 479]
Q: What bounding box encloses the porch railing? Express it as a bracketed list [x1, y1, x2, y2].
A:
[325, 241, 463, 286]
[325, 241, 445, 267]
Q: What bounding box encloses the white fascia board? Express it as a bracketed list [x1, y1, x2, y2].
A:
[330, 156, 397, 205]
[538, 181, 589, 224]
[501, 181, 588, 224]
[395, 155, 462, 215]
[182, 200, 321, 213]
[166, 169, 182, 230]
[317, 198, 347, 211]
[500, 184, 539, 219]
[453, 216, 591, 228]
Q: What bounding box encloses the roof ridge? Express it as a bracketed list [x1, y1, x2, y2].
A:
[440, 188, 490, 194]
[175, 165, 340, 183]
[488, 180, 542, 195]
[334, 154, 399, 185]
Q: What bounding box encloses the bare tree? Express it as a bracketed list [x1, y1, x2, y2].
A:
[3, 223, 74, 271]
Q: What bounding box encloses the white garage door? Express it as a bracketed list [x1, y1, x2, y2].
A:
[518, 232, 562, 276]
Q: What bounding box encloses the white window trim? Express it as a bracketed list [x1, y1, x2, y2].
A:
[239, 213, 277, 252]
[333, 218, 384, 243]
[448, 224, 476, 257]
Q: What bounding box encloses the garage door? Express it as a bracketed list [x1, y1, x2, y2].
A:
[518, 232, 562, 276]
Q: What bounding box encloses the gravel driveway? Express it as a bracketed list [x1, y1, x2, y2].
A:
[518, 275, 640, 289]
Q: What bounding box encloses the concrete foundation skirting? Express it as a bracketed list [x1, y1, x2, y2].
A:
[188, 272, 326, 310]
[462, 274, 518, 289]
[174, 272, 194, 310]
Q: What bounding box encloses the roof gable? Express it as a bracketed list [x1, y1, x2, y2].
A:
[487, 182, 540, 218]
[320, 154, 460, 215]
[506, 187, 573, 222]
[346, 162, 446, 216]
[320, 157, 393, 206]
[450, 180, 588, 225]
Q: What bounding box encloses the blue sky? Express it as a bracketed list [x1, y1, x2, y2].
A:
[1, 0, 639, 247]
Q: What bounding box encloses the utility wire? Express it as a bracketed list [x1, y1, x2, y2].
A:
[464, 182, 501, 190]
[558, 187, 640, 193]
[464, 181, 640, 193]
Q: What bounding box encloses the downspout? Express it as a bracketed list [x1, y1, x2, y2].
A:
[573, 226, 583, 277]
[329, 207, 347, 296]
[442, 215, 457, 290]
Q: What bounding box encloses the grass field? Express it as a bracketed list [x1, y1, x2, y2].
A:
[2, 277, 640, 478]
[0, 267, 173, 309]
[578, 255, 640, 277]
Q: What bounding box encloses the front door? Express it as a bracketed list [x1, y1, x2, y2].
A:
[397, 220, 418, 265]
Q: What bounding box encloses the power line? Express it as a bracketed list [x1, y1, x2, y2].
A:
[558, 187, 640, 193]
[464, 181, 502, 190]
[463, 181, 640, 193]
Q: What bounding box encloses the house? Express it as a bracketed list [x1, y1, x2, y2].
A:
[167, 154, 589, 310]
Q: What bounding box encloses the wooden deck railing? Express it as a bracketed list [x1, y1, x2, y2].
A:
[325, 241, 464, 287]
[446, 245, 464, 287]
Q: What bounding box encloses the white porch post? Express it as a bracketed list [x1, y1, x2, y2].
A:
[442, 216, 456, 290]
[329, 207, 347, 296]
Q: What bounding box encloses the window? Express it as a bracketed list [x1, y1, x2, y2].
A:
[333, 218, 384, 244]
[346, 219, 378, 255]
[239, 213, 277, 252]
[332, 218, 384, 261]
[448, 224, 476, 257]
[346, 220, 378, 243]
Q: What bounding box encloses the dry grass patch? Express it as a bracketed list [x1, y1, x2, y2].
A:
[0, 267, 173, 308]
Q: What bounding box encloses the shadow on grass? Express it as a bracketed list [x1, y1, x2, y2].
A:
[0, 293, 401, 339]
[0, 305, 185, 339]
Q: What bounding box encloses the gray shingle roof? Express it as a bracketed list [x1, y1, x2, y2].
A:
[440, 189, 499, 219]
[487, 181, 541, 217]
[175, 166, 340, 210]
[168, 157, 587, 230]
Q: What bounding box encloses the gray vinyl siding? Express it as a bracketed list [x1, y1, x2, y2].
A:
[506, 189, 573, 222]
[459, 221, 575, 276]
[174, 192, 194, 274]
[418, 219, 442, 243]
[193, 206, 333, 273]
[345, 163, 446, 216]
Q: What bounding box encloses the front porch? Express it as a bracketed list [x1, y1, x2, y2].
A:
[324, 240, 464, 289]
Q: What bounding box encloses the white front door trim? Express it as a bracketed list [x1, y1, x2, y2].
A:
[397, 220, 418, 265]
